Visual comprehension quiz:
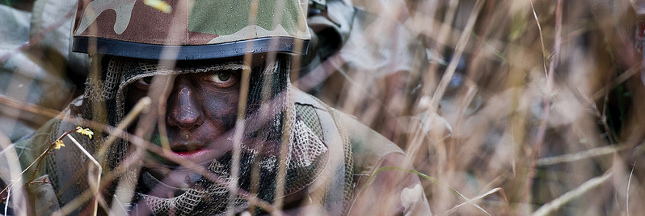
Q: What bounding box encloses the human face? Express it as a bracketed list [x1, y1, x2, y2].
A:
[125, 59, 247, 188]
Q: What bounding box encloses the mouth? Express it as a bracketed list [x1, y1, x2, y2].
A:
[170, 142, 217, 159]
[171, 147, 213, 158]
[147, 142, 222, 167]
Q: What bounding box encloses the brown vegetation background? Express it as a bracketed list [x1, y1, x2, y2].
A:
[1, 0, 645, 215]
[313, 0, 645, 215]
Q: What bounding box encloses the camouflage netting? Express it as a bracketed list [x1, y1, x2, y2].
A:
[43, 54, 333, 215]
[139, 118, 329, 215]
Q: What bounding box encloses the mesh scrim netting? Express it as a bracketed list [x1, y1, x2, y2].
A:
[82, 55, 331, 215]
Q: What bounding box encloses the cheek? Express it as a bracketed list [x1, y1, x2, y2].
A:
[202, 89, 240, 129]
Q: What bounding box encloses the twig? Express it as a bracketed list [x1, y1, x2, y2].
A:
[525, 0, 562, 208]
[27, 131, 78, 185]
[97, 97, 151, 166]
[0, 94, 61, 119]
[627, 160, 636, 216]
[0, 129, 72, 198]
[536, 145, 624, 166]
[529, 0, 549, 76]
[405, 0, 485, 169]
[1, 126, 95, 216]
[67, 135, 102, 216]
[360, 167, 492, 215]
[227, 5, 258, 212]
[4, 183, 9, 216]
[442, 188, 502, 215]
[531, 171, 613, 216]
[0, 130, 27, 214]
[591, 63, 644, 100]
[427, 0, 485, 112]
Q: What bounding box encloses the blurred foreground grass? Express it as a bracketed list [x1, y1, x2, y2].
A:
[1, 0, 644, 215]
[316, 0, 645, 215]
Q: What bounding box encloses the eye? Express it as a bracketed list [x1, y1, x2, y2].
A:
[204, 71, 238, 88]
[133, 76, 153, 90]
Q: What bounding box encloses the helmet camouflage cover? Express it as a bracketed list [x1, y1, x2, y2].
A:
[72, 0, 311, 60]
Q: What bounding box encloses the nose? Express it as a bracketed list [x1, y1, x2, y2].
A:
[167, 78, 204, 130]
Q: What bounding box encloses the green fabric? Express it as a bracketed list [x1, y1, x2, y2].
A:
[14, 118, 59, 179]
[292, 88, 405, 214]
[189, 0, 302, 36]
[338, 113, 404, 176]
[292, 88, 404, 176]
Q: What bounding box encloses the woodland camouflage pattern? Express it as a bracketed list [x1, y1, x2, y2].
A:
[73, 0, 311, 46]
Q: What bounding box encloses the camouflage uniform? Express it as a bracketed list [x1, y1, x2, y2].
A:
[10, 88, 431, 215]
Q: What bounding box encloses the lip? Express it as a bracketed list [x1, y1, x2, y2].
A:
[171, 148, 214, 159]
[150, 145, 222, 167]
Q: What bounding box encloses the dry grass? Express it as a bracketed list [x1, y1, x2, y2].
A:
[312, 0, 645, 215]
[1, 0, 645, 215]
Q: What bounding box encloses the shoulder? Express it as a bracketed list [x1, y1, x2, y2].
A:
[292, 88, 404, 173]
[292, 88, 432, 215]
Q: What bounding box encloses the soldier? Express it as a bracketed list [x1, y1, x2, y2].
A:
[2, 0, 431, 215]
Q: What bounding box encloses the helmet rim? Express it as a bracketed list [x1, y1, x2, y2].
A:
[73, 36, 309, 60]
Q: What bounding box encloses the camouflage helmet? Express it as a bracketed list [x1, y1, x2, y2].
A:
[72, 0, 311, 60]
